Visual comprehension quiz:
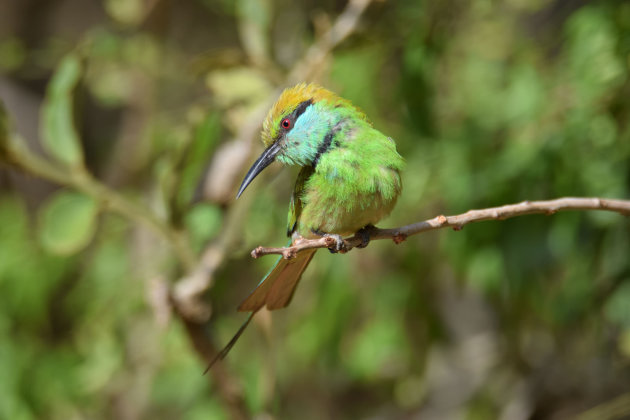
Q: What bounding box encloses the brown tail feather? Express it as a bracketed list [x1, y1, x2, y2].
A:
[205, 249, 316, 372]
[238, 249, 316, 312]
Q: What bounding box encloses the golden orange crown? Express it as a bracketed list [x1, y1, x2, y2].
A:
[262, 83, 365, 147]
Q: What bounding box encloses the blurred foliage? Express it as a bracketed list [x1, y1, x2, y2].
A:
[0, 0, 629, 419]
[38, 191, 98, 255]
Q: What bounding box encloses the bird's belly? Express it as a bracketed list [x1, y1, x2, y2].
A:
[319, 196, 396, 235]
[298, 169, 401, 237]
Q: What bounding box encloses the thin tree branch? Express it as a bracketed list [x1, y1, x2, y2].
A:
[287, 0, 373, 83]
[251, 197, 630, 259]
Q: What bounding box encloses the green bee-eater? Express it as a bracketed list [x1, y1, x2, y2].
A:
[206, 83, 404, 370]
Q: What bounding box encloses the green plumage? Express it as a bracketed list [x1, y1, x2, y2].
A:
[297, 121, 403, 236]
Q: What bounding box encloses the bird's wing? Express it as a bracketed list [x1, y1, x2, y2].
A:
[287, 165, 314, 236]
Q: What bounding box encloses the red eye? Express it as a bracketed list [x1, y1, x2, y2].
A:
[281, 118, 291, 129]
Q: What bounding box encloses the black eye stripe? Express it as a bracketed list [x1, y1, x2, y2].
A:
[290, 99, 313, 123]
[275, 99, 313, 139]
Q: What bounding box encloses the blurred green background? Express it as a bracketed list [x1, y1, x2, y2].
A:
[1, 0, 629, 419]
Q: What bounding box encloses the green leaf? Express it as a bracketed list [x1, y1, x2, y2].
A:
[39, 191, 98, 255]
[40, 54, 84, 167]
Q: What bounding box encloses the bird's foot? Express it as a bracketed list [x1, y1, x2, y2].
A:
[325, 234, 347, 253]
[312, 229, 347, 253]
[356, 224, 376, 248]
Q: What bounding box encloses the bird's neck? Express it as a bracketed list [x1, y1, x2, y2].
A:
[277, 103, 360, 168]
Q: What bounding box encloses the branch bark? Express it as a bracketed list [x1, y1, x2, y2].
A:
[251, 197, 630, 259]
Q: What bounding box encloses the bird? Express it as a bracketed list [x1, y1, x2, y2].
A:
[205, 83, 404, 372]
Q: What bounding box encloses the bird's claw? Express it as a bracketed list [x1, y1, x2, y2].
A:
[324, 234, 347, 253]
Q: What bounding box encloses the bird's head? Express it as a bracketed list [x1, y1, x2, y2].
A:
[237, 83, 367, 198]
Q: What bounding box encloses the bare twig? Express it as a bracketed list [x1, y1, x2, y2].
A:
[251, 197, 630, 258]
[287, 0, 373, 83]
[171, 193, 252, 322]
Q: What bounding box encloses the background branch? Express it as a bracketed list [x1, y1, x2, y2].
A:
[2, 133, 197, 269]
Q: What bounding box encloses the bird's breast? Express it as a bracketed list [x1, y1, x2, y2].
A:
[297, 150, 402, 237]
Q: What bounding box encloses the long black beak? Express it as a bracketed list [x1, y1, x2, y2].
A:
[236, 142, 281, 198]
